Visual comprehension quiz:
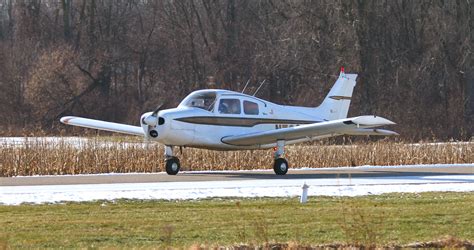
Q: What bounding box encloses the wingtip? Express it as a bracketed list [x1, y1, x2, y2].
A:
[60, 116, 75, 124]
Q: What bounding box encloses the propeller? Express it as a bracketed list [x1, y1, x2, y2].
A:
[141, 102, 166, 139]
[143, 103, 164, 126]
[151, 103, 164, 117]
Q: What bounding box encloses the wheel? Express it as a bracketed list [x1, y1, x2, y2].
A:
[273, 158, 289, 175]
[165, 157, 180, 175]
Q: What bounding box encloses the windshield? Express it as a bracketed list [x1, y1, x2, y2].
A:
[180, 91, 216, 111]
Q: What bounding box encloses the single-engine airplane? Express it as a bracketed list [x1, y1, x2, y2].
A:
[60, 68, 398, 175]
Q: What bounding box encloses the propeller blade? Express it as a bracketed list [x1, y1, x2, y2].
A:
[152, 103, 164, 116]
[143, 102, 165, 126]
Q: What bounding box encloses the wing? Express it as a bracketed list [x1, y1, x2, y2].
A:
[60, 116, 144, 136]
[221, 115, 397, 146]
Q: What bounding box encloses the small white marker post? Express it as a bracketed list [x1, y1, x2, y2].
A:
[300, 183, 309, 203]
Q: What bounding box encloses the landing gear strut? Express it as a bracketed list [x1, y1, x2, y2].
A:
[273, 140, 288, 175]
[164, 146, 180, 175]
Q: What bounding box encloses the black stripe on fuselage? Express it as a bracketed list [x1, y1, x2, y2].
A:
[329, 95, 351, 100]
[174, 116, 319, 127]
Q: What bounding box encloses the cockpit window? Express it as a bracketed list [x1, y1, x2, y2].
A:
[182, 91, 216, 111]
[218, 99, 241, 114]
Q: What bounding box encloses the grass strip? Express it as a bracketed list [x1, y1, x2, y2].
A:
[0, 192, 473, 248]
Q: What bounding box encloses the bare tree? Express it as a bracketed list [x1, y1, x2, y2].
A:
[0, 0, 471, 139]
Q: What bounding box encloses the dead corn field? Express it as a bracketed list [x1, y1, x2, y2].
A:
[0, 137, 472, 177]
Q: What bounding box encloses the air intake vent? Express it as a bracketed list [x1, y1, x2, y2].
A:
[158, 117, 165, 125]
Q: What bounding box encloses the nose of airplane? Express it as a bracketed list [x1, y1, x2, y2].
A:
[140, 112, 167, 139]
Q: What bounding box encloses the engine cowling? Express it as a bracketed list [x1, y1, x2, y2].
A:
[140, 112, 158, 138]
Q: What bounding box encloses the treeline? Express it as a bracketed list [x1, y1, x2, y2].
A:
[0, 0, 472, 139]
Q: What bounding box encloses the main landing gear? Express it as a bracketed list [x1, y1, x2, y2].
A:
[273, 140, 289, 175]
[163, 142, 290, 176]
[164, 146, 180, 175]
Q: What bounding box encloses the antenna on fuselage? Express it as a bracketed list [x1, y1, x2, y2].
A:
[241, 79, 251, 94]
[252, 79, 267, 96]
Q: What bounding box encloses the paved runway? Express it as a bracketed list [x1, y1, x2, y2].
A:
[1, 164, 473, 204]
[1, 165, 472, 186]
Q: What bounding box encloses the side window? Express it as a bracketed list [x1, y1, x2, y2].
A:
[243, 101, 259, 115]
[218, 99, 241, 114]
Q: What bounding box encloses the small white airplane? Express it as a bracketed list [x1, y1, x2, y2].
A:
[60, 68, 398, 175]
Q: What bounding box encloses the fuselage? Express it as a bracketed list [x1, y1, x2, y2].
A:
[141, 89, 325, 150]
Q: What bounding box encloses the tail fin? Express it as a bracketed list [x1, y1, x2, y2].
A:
[315, 69, 358, 120]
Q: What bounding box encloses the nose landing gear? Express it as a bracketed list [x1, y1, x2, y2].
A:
[165, 157, 180, 175]
[164, 146, 180, 175]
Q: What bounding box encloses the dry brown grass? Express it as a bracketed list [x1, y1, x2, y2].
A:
[0, 137, 472, 177]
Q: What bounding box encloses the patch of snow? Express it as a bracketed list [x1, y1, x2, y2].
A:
[329, 163, 474, 171]
[2, 137, 472, 149]
[1, 173, 473, 205]
[0, 136, 153, 149]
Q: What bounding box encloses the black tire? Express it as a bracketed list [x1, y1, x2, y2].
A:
[165, 157, 180, 175]
[273, 158, 289, 175]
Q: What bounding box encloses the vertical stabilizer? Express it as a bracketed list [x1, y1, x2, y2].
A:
[315, 69, 358, 120]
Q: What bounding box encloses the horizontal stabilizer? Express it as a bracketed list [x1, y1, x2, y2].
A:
[60, 116, 144, 136]
[344, 128, 399, 136]
[349, 115, 396, 126]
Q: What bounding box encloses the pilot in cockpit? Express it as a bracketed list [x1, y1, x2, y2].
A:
[204, 98, 214, 111]
[229, 102, 239, 114]
[219, 99, 240, 114]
